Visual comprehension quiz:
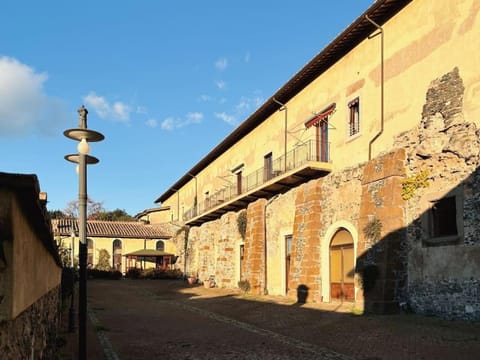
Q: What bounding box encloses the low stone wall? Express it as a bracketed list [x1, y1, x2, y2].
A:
[409, 279, 480, 321]
[0, 286, 60, 359]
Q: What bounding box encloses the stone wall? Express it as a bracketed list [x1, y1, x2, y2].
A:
[171, 70, 480, 320]
[356, 149, 408, 313]
[0, 286, 60, 359]
[241, 199, 267, 295]
[289, 180, 323, 302]
[394, 67, 480, 320]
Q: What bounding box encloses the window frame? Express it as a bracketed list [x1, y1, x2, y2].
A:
[421, 189, 464, 247]
[347, 97, 360, 138]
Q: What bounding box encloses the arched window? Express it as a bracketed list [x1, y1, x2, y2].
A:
[156, 240, 165, 252]
[113, 239, 122, 271]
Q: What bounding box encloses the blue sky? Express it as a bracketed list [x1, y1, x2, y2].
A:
[0, 0, 373, 216]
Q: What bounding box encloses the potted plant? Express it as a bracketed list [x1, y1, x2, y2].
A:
[203, 275, 215, 288]
[187, 273, 197, 285]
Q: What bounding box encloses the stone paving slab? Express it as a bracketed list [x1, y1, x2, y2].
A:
[60, 279, 480, 359]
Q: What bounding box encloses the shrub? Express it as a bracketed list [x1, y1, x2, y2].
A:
[87, 268, 122, 280]
[237, 210, 247, 240]
[126, 268, 142, 279]
[238, 279, 250, 293]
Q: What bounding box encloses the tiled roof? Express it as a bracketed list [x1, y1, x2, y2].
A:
[52, 219, 171, 239]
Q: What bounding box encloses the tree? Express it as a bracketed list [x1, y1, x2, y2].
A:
[95, 249, 111, 271]
[49, 209, 67, 219]
[64, 198, 105, 219]
[61, 199, 134, 221]
[94, 208, 135, 221]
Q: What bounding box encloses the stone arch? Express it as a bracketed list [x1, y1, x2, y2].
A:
[321, 221, 358, 302]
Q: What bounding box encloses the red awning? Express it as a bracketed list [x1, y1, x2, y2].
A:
[304, 103, 336, 128]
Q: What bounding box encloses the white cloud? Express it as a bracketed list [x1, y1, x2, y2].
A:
[186, 112, 203, 124]
[159, 112, 204, 131]
[215, 80, 226, 90]
[145, 118, 158, 128]
[215, 57, 228, 71]
[0, 56, 68, 137]
[83, 92, 131, 123]
[215, 112, 237, 126]
[198, 94, 213, 102]
[160, 117, 175, 131]
[214, 92, 264, 127]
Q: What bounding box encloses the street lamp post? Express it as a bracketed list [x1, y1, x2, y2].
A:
[64, 106, 104, 359]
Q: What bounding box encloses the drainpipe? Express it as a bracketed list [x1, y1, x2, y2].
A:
[263, 194, 280, 295]
[366, 15, 384, 160]
[273, 98, 287, 172]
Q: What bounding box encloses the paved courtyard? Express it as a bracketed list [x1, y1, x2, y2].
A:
[58, 279, 480, 359]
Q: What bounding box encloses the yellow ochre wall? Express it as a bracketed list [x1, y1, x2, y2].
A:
[160, 0, 480, 223]
[61, 235, 176, 274]
[9, 195, 61, 319]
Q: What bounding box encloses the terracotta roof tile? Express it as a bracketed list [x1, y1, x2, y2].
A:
[52, 219, 171, 239]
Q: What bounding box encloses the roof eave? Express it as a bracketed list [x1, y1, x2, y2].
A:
[155, 0, 412, 204]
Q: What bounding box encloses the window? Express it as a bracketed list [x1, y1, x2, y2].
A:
[156, 240, 165, 252]
[422, 192, 463, 246]
[348, 97, 360, 137]
[264, 152, 273, 181]
[236, 171, 243, 195]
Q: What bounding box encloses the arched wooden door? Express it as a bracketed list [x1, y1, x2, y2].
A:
[329, 229, 354, 301]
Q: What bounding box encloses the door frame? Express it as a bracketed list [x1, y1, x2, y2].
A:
[321, 221, 358, 302]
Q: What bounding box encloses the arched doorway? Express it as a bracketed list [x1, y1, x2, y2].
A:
[113, 239, 122, 271]
[329, 228, 354, 302]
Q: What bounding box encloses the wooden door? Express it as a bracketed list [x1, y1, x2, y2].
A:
[316, 120, 329, 162]
[330, 229, 354, 301]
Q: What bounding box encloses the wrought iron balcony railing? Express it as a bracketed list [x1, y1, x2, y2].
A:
[183, 139, 329, 222]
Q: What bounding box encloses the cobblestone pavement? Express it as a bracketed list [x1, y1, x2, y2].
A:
[60, 279, 480, 359]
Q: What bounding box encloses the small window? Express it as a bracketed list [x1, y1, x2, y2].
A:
[348, 97, 360, 137]
[422, 193, 463, 246]
[156, 240, 165, 252]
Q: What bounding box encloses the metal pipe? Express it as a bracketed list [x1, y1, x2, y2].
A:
[273, 98, 287, 172]
[78, 152, 87, 360]
[366, 15, 384, 160]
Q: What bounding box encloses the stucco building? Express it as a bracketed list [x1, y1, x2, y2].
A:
[145, 0, 480, 320]
[52, 219, 174, 274]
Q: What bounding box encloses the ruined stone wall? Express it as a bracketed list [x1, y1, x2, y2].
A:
[0, 286, 60, 359]
[357, 150, 408, 313]
[174, 212, 241, 287]
[394, 68, 480, 320]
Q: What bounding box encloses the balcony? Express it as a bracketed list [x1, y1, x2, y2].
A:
[184, 139, 332, 226]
